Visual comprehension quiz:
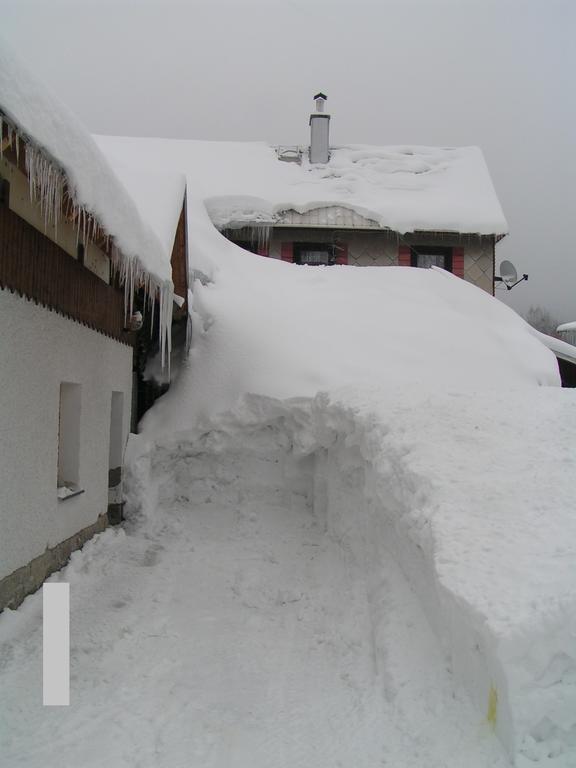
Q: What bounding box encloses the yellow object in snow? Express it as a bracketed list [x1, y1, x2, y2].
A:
[487, 685, 498, 728]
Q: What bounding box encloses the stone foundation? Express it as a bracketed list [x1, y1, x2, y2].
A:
[0, 511, 111, 613]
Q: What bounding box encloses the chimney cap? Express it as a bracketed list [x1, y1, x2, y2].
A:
[313, 92, 327, 101]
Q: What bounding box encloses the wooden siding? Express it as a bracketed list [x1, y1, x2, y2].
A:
[170, 199, 188, 318]
[277, 206, 380, 229]
[0, 204, 132, 344]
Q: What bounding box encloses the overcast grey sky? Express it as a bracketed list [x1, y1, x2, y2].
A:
[2, 0, 574, 321]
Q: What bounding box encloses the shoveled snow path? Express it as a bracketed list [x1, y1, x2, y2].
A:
[0, 444, 509, 767]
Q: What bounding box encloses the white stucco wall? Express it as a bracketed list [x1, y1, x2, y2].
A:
[0, 288, 133, 580]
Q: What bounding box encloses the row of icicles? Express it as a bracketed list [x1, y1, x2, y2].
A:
[0, 114, 173, 371]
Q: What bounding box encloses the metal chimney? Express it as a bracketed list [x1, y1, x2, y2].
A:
[309, 92, 330, 164]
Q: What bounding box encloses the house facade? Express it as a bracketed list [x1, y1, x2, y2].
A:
[224, 208, 497, 295]
[218, 94, 506, 294]
[0, 135, 130, 610]
[0, 47, 181, 611]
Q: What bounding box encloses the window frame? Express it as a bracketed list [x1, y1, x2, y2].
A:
[293, 242, 336, 266]
[409, 245, 453, 272]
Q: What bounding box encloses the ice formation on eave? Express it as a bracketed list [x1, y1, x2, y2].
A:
[0, 41, 173, 368]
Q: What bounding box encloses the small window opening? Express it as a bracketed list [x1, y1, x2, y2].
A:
[77, 243, 85, 266]
[0, 178, 10, 207]
[57, 383, 83, 500]
[109, 392, 124, 474]
[108, 392, 125, 523]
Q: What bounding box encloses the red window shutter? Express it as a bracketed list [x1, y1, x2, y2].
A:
[280, 242, 293, 262]
[398, 245, 411, 266]
[335, 243, 348, 265]
[257, 244, 269, 257]
[452, 247, 465, 278]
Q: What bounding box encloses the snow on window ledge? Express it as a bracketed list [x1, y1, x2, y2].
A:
[57, 484, 85, 501]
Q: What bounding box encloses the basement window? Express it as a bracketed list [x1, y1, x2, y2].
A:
[57, 383, 84, 500]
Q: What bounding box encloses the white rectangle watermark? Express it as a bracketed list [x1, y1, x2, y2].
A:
[43, 583, 70, 706]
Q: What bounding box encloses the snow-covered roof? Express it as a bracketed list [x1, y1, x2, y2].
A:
[557, 321, 576, 333]
[0, 41, 171, 284]
[94, 136, 508, 238]
[536, 329, 576, 363]
[97, 156, 186, 266]
[0, 40, 175, 367]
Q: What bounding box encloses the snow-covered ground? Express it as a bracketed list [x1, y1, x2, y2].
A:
[2, 382, 575, 766]
[0, 423, 511, 768]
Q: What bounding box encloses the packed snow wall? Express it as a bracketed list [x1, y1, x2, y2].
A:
[128, 386, 576, 764]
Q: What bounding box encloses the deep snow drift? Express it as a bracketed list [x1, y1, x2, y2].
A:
[142, 248, 558, 433]
[129, 228, 575, 763]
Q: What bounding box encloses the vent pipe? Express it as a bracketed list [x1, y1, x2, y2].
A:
[309, 92, 330, 164]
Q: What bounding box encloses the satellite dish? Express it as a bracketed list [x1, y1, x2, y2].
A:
[500, 260, 518, 286]
[495, 260, 527, 291]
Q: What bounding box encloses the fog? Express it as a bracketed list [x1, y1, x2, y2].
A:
[2, 0, 574, 322]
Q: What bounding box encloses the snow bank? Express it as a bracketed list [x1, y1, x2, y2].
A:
[132, 386, 576, 764]
[139, 241, 558, 433]
[93, 73, 572, 766]
[128, 224, 572, 762]
[0, 39, 171, 284]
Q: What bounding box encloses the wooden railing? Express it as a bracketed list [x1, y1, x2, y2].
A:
[0, 204, 132, 344]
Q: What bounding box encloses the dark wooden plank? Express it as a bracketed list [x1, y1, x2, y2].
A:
[0, 204, 132, 344]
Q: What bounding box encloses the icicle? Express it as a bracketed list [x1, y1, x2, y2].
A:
[150, 285, 155, 337]
[158, 282, 174, 375]
[25, 144, 66, 234]
[3, 116, 174, 374]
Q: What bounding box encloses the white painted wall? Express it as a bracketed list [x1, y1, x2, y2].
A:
[0, 288, 133, 580]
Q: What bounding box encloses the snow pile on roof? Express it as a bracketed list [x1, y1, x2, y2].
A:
[557, 321, 576, 333]
[94, 136, 508, 259]
[0, 40, 171, 283]
[92, 152, 186, 264]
